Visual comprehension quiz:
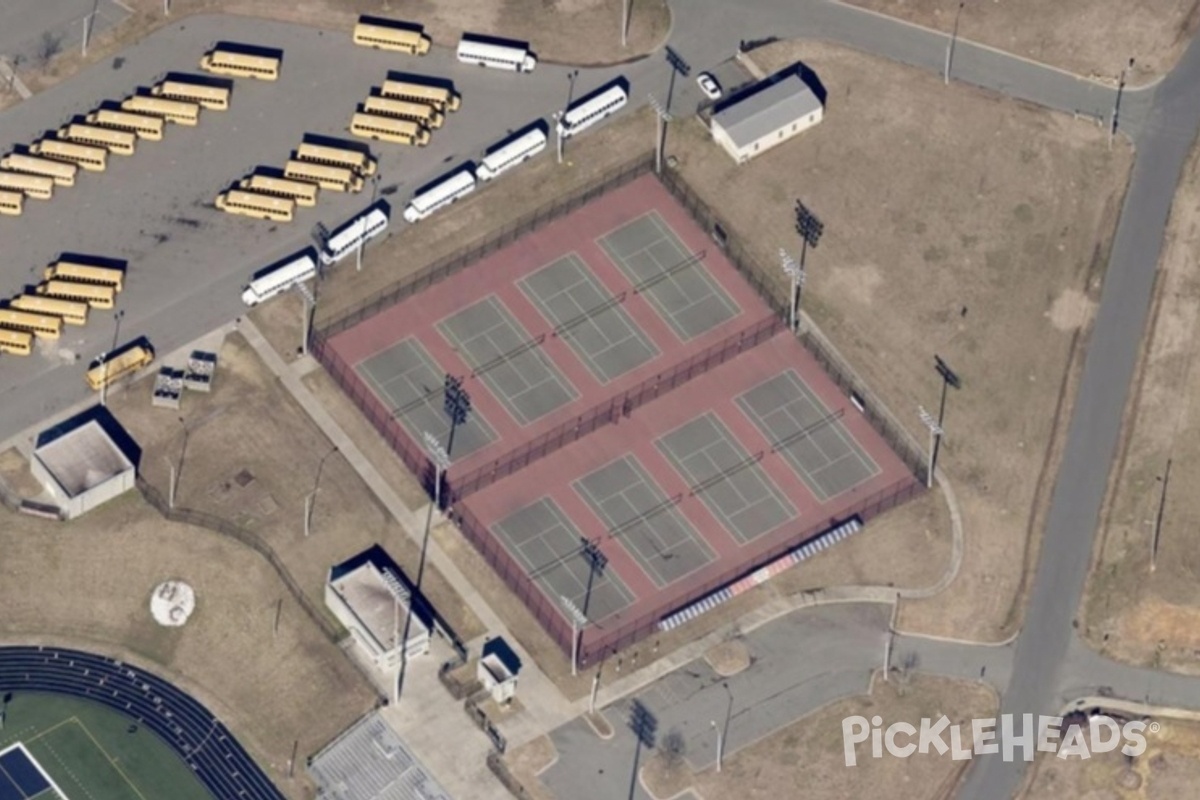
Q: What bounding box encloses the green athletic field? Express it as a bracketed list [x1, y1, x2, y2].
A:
[0, 693, 211, 800]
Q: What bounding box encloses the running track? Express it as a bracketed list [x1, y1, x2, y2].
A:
[0, 646, 285, 800]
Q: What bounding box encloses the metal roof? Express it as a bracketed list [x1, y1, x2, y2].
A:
[34, 419, 132, 498]
[712, 73, 823, 150]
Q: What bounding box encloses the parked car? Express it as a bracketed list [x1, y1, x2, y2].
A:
[697, 72, 722, 101]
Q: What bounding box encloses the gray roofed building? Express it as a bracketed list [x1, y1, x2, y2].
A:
[31, 417, 136, 518]
[710, 71, 824, 163]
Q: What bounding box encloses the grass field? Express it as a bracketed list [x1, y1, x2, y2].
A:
[0, 693, 210, 800]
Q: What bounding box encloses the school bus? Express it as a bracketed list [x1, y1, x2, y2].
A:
[0, 171, 54, 200]
[295, 143, 377, 176]
[363, 95, 444, 129]
[0, 189, 22, 216]
[0, 328, 33, 356]
[10, 294, 89, 326]
[121, 95, 201, 126]
[0, 308, 62, 340]
[352, 19, 431, 55]
[86, 345, 154, 391]
[381, 79, 460, 112]
[85, 109, 166, 141]
[350, 112, 430, 146]
[43, 261, 124, 292]
[283, 160, 364, 193]
[152, 80, 230, 111]
[200, 49, 280, 81]
[30, 139, 107, 172]
[37, 280, 116, 310]
[58, 124, 137, 156]
[0, 154, 77, 186]
[215, 189, 295, 222]
[238, 175, 318, 207]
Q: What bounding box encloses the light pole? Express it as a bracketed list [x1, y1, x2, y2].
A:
[99, 310, 125, 407]
[621, 0, 630, 48]
[918, 406, 942, 488]
[560, 595, 587, 676]
[711, 720, 723, 772]
[170, 415, 188, 508]
[356, 176, 381, 272]
[443, 374, 471, 458]
[292, 279, 316, 356]
[779, 248, 804, 332]
[423, 430, 450, 509]
[944, 1, 965, 85]
[648, 95, 672, 174]
[552, 110, 565, 164]
[664, 47, 691, 113]
[304, 445, 339, 537]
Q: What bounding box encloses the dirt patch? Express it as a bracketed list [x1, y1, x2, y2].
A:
[842, 0, 1197, 79]
[0, 495, 375, 800]
[0, 448, 43, 499]
[1048, 288, 1096, 332]
[11, 0, 669, 102]
[1023, 717, 1200, 799]
[674, 41, 1130, 642]
[704, 640, 751, 677]
[503, 734, 558, 800]
[1082, 135, 1200, 673]
[105, 332, 485, 649]
[642, 672, 996, 800]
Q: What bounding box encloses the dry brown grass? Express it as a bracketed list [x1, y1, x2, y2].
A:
[670, 41, 1130, 642]
[641, 672, 996, 800]
[1022, 717, 1200, 799]
[14, 0, 668, 100]
[1082, 137, 1200, 673]
[105, 332, 485, 646]
[0, 494, 376, 800]
[844, 0, 1198, 79]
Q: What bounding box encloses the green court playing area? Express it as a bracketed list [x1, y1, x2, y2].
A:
[0, 693, 211, 800]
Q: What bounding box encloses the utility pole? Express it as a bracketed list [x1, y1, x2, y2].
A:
[917, 406, 943, 488]
[779, 248, 804, 332]
[100, 310, 125, 407]
[1151, 458, 1171, 571]
[621, 0, 630, 48]
[648, 95, 671, 174]
[82, 14, 91, 57]
[944, 2, 965, 85]
[1110, 58, 1134, 150]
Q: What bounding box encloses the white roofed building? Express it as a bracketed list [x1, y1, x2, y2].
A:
[710, 70, 824, 164]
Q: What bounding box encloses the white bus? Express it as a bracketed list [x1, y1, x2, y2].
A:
[456, 38, 536, 73]
[241, 254, 318, 306]
[320, 208, 388, 265]
[556, 85, 628, 139]
[403, 168, 476, 223]
[477, 127, 547, 181]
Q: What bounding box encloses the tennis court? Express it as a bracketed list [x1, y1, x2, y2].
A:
[574, 456, 716, 588]
[656, 413, 798, 544]
[599, 212, 741, 341]
[437, 296, 579, 426]
[493, 498, 636, 623]
[520, 254, 659, 383]
[736, 370, 881, 501]
[359, 338, 496, 461]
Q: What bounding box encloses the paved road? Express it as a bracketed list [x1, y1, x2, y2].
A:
[0, 0, 131, 66]
[957, 27, 1200, 800]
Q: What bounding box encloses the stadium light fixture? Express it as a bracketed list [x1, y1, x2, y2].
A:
[779, 248, 804, 332]
[918, 406, 943, 489]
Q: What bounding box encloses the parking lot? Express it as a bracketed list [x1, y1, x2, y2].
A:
[0, 12, 654, 442]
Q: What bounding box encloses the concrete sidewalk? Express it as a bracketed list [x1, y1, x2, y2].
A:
[238, 319, 577, 742]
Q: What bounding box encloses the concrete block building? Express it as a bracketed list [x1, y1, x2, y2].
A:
[711, 70, 824, 163]
[31, 417, 136, 519]
[326, 546, 433, 670]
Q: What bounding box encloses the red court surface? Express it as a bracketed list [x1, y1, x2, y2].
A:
[324, 175, 768, 482]
[320, 172, 921, 659]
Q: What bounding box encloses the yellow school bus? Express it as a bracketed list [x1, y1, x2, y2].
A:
[152, 80, 230, 111]
[0, 308, 62, 340]
[121, 95, 201, 126]
[363, 95, 444, 129]
[44, 261, 124, 293]
[10, 294, 88, 326]
[30, 139, 107, 172]
[295, 143, 377, 176]
[283, 160, 364, 193]
[0, 328, 33, 356]
[86, 108, 166, 141]
[350, 112, 430, 146]
[200, 49, 280, 81]
[352, 19, 431, 54]
[87, 345, 154, 391]
[0, 171, 54, 200]
[381, 79, 460, 112]
[0, 154, 77, 186]
[58, 124, 137, 156]
[215, 189, 295, 222]
[0, 189, 21, 216]
[238, 174, 318, 207]
[37, 280, 116, 310]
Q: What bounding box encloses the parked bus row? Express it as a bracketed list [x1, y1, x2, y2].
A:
[349, 77, 457, 147]
[0, 76, 234, 216]
[215, 139, 377, 223]
[0, 259, 126, 356]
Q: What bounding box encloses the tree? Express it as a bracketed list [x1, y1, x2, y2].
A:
[661, 730, 687, 770]
[36, 32, 63, 70]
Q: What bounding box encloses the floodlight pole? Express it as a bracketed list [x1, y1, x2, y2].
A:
[944, 1, 964, 85]
[779, 248, 804, 332]
[552, 111, 564, 164]
[711, 720, 724, 772]
[98, 351, 109, 406]
[589, 667, 601, 714]
[918, 406, 943, 489]
[621, 0, 630, 47]
[82, 14, 91, 57]
[560, 595, 587, 676]
[423, 430, 450, 509]
[648, 95, 671, 175]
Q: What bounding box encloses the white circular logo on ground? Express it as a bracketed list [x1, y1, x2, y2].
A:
[150, 580, 195, 627]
